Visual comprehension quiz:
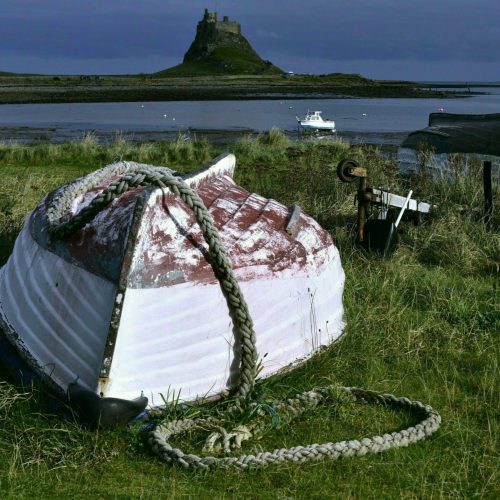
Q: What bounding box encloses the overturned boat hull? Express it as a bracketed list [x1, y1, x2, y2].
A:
[399, 112, 500, 173]
[402, 112, 500, 156]
[0, 154, 345, 406]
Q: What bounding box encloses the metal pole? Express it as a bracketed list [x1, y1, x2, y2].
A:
[395, 190, 413, 228]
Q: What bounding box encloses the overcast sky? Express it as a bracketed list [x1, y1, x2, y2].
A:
[1, 0, 499, 81]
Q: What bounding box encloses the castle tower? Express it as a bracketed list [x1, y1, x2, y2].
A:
[184, 10, 245, 63]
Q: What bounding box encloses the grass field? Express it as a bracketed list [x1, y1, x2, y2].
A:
[0, 134, 498, 498]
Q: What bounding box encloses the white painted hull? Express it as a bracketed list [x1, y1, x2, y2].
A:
[299, 121, 336, 131]
[0, 154, 345, 406]
[0, 221, 115, 393]
[108, 247, 344, 403]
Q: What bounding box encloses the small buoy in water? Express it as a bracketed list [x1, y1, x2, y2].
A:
[163, 114, 168, 118]
[289, 106, 293, 109]
[140, 105, 144, 109]
[362, 113, 367, 116]
[437, 107, 445, 112]
[172, 117, 176, 121]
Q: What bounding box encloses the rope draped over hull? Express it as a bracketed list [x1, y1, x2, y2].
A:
[46, 162, 441, 469]
[47, 164, 258, 401]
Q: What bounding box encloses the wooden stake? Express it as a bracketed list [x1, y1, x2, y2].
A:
[483, 160, 493, 228]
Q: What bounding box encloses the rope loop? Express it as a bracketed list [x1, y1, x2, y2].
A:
[147, 385, 441, 469]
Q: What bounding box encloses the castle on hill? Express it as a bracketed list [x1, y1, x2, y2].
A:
[183, 9, 247, 63]
[157, 9, 282, 75]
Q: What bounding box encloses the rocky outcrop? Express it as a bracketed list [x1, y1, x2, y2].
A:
[159, 9, 282, 75]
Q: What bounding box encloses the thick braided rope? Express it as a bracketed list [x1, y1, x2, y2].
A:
[46, 161, 173, 226]
[46, 166, 258, 400]
[46, 163, 441, 469]
[148, 385, 441, 469]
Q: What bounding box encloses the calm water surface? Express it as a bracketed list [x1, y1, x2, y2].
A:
[1, 86, 499, 145]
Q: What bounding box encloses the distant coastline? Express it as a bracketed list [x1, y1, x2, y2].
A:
[416, 81, 500, 86]
[0, 74, 476, 105]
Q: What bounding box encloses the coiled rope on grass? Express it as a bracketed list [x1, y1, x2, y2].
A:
[148, 386, 441, 469]
[48, 161, 441, 469]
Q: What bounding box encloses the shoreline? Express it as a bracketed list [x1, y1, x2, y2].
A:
[0, 125, 408, 148]
[0, 75, 473, 105]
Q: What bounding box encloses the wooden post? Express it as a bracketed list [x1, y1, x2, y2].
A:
[357, 177, 368, 243]
[483, 160, 493, 228]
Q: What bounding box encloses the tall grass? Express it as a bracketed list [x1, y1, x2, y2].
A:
[0, 133, 214, 170]
[0, 137, 498, 497]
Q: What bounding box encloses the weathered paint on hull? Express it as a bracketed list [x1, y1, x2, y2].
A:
[0, 153, 345, 406]
[0, 221, 115, 393]
[109, 249, 344, 403]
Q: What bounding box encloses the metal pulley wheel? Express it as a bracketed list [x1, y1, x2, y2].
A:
[336, 159, 359, 183]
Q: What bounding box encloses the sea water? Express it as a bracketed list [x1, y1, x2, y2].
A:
[0, 86, 498, 146]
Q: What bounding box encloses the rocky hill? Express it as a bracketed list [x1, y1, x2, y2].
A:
[155, 9, 282, 76]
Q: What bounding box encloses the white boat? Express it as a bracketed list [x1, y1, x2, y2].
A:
[0, 153, 345, 423]
[297, 110, 336, 131]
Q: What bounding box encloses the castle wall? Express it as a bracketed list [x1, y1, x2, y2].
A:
[201, 9, 241, 35]
[215, 20, 240, 35]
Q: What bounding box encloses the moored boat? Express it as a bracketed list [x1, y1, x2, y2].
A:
[297, 110, 336, 131]
[0, 153, 345, 418]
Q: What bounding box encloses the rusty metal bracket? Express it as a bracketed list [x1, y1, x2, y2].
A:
[337, 159, 371, 242]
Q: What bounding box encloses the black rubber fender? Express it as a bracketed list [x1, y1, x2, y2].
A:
[67, 382, 148, 428]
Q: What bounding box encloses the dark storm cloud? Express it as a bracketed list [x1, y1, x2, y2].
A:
[1, 0, 499, 78]
[0, 0, 197, 59]
[241, 0, 500, 63]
